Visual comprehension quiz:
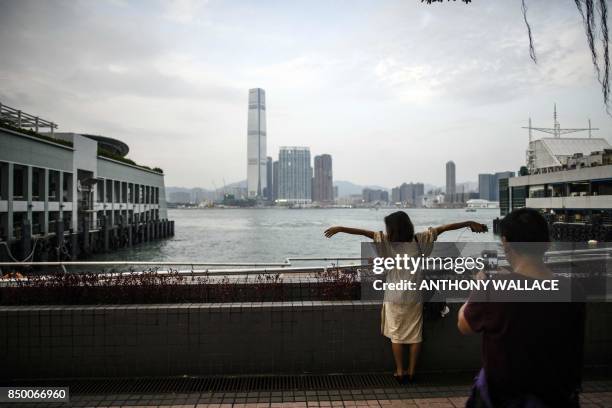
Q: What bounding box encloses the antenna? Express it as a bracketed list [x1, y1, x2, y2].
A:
[528, 117, 532, 143]
[522, 105, 599, 139]
[553, 103, 560, 138]
[522, 105, 599, 173]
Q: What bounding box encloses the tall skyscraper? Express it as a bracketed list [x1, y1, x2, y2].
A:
[312, 154, 333, 203]
[278, 147, 312, 204]
[445, 161, 456, 203]
[247, 88, 267, 198]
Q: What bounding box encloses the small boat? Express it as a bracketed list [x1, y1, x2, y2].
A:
[465, 208, 477, 212]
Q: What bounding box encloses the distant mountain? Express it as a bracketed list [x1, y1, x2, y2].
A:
[334, 180, 389, 197]
[166, 180, 248, 202]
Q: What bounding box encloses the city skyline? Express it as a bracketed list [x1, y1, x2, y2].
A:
[1, 1, 610, 189]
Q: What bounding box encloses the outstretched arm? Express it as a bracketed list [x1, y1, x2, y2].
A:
[434, 221, 487, 237]
[324, 226, 376, 240]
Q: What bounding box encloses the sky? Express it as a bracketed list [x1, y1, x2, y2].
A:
[0, 0, 610, 189]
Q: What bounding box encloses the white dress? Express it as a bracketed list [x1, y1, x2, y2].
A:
[374, 228, 438, 344]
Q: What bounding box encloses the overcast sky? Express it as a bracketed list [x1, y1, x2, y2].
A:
[0, 0, 610, 189]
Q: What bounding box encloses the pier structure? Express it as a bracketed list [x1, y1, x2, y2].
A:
[0, 103, 174, 262]
[492, 106, 612, 240]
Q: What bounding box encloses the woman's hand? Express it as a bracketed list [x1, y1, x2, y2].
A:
[468, 222, 488, 233]
[324, 226, 343, 238]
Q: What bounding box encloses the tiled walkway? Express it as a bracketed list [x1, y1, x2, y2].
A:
[20, 380, 611, 408]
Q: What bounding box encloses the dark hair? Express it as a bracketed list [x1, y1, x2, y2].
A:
[384, 211, 414, 242]
[500, 208, 550, 257]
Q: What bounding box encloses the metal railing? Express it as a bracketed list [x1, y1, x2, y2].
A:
[0, 247, 610, 278]
[0, 102, 58, 134]
[0, 257, 368, 277]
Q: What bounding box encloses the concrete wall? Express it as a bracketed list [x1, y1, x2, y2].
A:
[97, 157, 167, 219]
[0, 128, 73, 171]
[527, 195, 612, 210]
[1, 302, 610, 380]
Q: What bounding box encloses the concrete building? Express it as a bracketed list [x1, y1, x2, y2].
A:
[391, 187, 401, 203]
[277, 147, 312, 204]
[272, 160, 279, 201]
[312, 154, 333, 203]
[478, 173, 495, 201]
[466, 199, 500, 209]
[479, 172, 515, 201]
[0, 105, 172, 261]
[445, 161, 456, 203]
[501, 137, 612, 218]
[527, 137, 610, 174]
[401, 182, 424, 206]
[247, 88, 267, 198]
[265, 156, 273, 201]
[362, 188, 389, 204]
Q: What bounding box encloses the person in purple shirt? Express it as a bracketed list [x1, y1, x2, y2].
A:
[457, 208, 585, 407]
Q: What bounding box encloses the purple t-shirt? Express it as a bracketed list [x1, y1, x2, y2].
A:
[464, 274, 586, 405]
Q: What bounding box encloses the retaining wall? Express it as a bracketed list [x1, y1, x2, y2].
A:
[1, 302, 610, 380]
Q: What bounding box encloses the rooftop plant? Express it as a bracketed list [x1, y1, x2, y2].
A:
[0, 120, 73, 148]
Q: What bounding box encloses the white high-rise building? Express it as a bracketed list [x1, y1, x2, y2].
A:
[247, 88, 267, 198]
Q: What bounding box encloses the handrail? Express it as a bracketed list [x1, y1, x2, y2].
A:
[0, 257, 369, 268]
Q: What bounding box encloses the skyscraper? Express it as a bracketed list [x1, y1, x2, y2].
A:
[445, 161, 456, 203]
[479, 171, 515, 201]
[312, 154, 333, 203]
[278, 147, 312, 204]
[265, 156, 273, 201]
[478, 173, 495, 201]
[247, 88, 267, 198]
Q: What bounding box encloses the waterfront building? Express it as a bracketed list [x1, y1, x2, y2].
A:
[390, 182, 425, 206]
[419, 192, 446, 208]
[277, 147, 312, 204]
[466, 199, 499, 209]
[501, 136, 612, 218]
[391, 187, 401, 203]
[265, 156, 273, 201]
[247, 88, 267, 199]
[312, 154, 333, 203]
[401, 182, 424, 206]
[0, 104, 172, 261]
[272, 160, 279, 201]
[478, 173, 495, 201]
[445, 161, 456, 203]
[480, 172, 515, 201]
[362, 188, 389, 204]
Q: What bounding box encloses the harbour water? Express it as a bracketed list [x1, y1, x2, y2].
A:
[90, 208, 500, 263]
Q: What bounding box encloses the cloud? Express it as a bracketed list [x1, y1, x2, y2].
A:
[162, 0, 208, 24]
[0, 0, 608, 188]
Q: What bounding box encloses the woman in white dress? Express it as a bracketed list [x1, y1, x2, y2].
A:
[324, 211, 487, 383]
